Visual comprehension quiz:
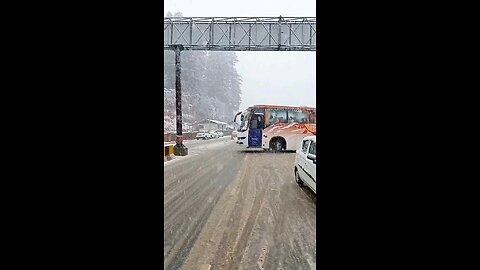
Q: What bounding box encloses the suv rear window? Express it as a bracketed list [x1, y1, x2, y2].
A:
[302, 140, 310, 154]
[308, 141, 316, 155]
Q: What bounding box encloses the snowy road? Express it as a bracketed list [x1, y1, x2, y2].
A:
[164, 137, 316, 270]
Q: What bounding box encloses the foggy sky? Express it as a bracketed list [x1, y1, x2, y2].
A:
[164, 0, 316, 112]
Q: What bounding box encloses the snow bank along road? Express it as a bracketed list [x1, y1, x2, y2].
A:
[164, 137, 316, 270]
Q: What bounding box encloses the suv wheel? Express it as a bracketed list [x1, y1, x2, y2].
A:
[295, 169, 303, 187]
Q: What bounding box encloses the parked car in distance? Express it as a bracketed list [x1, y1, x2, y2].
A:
[294, 136, 316, 196]
[216, 131, 224, 138]
[208, 130, 218, 139]
[196, 132, 208, 140]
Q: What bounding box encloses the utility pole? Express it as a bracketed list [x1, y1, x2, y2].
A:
[173, 45, 188, 156]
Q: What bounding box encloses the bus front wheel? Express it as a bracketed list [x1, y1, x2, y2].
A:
[269, 137, 286, 152]
[275, 141, 282, 151]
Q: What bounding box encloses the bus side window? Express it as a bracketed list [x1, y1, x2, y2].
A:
[288, 110, 307, 124]
[266, 109, 287, 125]
[277, 110, 288, 123]
[309, 111, 316, 124]
[268, 111, 275, 126]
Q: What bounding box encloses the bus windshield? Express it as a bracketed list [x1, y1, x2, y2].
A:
[238, 111, 250, 131]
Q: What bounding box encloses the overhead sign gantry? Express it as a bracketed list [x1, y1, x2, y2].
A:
[164, 16, 316, 51]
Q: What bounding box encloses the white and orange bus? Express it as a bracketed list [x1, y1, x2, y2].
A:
[234, 105, 316, 151]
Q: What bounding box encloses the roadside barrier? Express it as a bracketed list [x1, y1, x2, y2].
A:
[164, 145, 175, 162]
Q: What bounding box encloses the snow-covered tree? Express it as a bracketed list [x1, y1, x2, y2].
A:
[164, 12, 242, 131]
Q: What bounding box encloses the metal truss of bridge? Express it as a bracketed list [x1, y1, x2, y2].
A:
[164, 17, 316, 51]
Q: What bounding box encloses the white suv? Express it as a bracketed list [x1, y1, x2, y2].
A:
[196, 132, 208, 140]
[294, 136, 316, 195]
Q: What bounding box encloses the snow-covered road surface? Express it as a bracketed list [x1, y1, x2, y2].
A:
[163, 137, 316, 269]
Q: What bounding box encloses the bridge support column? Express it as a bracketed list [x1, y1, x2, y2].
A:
[173, 45, 188, 156]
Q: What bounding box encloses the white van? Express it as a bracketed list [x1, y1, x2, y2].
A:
[294, 136, 316, 194]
